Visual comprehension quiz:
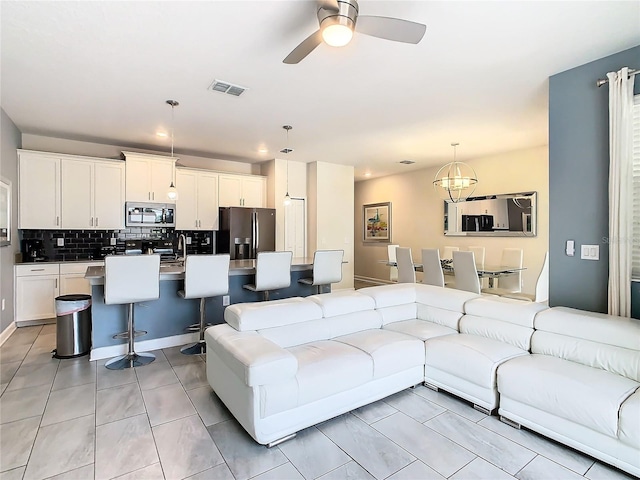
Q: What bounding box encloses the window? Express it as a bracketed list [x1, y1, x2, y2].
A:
[632, 95, 640, 278]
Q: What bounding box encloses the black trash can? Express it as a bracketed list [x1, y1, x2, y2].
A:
[52, 294, 92, 359]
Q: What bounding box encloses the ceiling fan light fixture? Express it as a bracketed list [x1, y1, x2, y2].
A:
[322, 23, 353, 47]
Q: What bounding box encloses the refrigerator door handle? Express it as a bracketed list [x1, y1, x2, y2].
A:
[251, 211, 257, 258]
[255, 213, 260, 252]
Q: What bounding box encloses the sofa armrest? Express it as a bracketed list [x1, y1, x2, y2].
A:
[205, 324, 298, 387]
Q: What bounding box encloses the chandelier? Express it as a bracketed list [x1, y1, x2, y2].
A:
[432, 143, 478, 203]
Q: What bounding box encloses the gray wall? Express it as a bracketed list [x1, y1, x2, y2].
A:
[549, 45, 640, 313]
[1, 108, 21, 335]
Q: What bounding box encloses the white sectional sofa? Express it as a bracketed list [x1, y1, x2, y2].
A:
[498, 307, 640, 477]
[204, 284, 640, 476]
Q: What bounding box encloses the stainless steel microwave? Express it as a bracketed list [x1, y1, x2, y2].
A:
[125, 202, 175, 227]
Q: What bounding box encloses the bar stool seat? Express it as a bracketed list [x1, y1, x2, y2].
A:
[179, 254, 230, 355]
[104, 254, 160, 370]
[243, 251, 292, 301]
[298, 250, 344, 294]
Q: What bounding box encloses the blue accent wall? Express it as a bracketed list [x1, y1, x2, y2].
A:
[549, 45, 640, 314]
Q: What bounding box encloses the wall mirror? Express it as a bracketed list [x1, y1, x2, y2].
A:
[0, 178, 10, 246]
[444, 191, 537, 237]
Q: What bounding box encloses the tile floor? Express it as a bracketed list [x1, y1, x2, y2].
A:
[0, 324, 636, 480]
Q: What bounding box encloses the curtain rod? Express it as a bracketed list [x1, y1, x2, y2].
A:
[596, 68, 638, 87]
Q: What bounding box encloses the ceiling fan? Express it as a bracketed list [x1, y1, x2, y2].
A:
[283, 0, 426, 64]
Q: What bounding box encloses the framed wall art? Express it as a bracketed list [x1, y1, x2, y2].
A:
[363, 202, 391, 242]
[0, 178, 11, 247]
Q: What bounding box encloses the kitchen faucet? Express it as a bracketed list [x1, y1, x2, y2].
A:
[177, 234, 187, 261]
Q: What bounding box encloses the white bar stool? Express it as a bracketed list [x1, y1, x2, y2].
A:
[180, 254, 230, 356]
[243, 251, 292, 301]
[104, 254, 160, 370]
[298, 250, 344, 294]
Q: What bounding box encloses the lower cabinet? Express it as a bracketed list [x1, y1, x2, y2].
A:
[15, 262, 102, 325]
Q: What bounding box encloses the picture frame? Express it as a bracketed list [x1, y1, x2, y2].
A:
[0, 178, 11, 247]
[363, 202, 391, 242]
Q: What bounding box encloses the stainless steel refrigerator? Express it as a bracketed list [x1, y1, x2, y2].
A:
[217, 207, 276, 259]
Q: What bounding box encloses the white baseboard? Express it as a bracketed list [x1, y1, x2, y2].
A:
[0, 322, 17, 346]
[90, 332, 199, 362]
[354, 275, 391, 286]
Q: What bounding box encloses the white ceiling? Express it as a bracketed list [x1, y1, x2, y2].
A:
[1, 1, 639, 180]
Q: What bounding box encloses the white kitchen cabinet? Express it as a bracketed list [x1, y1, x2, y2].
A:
[61, 159, 125, 230]
[18, 151, 61, 229]
[60, 262, 102, 296]
[175, 168, 219, 230]
[15, 264, 60, 324]
[123, 151, 176, 202]
[218, 174, 266, 208]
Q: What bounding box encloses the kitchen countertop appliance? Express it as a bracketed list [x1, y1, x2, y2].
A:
[125, 202, 175, 227]
[217, 207, 276, 260]
[21, 238, 48, 262]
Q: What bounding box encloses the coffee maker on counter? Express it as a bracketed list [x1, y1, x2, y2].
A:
[21, 239, 48, 262]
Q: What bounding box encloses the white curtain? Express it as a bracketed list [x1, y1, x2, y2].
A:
[607, 67, 635, 317]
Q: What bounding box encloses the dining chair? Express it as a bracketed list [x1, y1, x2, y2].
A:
[387, 244, 400, 282]
[442, 246, 459, 260]
[452, 250, 480, 294]
[482, 247, 523, 295]
[468, 246, 485, 268]
[299, 249, 344, 294]
[421, 248, 444, 287]
[243, 251, 292, 301]
[395, 247, 416, 283]
[503, 252, 549, 303]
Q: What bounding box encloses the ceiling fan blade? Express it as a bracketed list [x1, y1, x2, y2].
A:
[318, 0, 340, 12]
[283, 30, 323, 64]
[356, 16, 426, 44]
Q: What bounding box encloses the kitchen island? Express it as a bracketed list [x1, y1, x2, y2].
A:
[85, 258, 322, 361]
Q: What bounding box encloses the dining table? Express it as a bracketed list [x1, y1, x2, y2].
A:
[381, 260, 526, 288]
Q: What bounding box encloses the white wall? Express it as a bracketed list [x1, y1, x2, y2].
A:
[22, 134, 260, 175]
[308, 162, 354, 290]
[354, 146, 549, 294]
[1, 109, 21, 336]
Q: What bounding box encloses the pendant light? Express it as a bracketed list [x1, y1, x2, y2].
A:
[282, 125, 293, 206]
[166, 100, 179, 201]
[432, 142, 478, 203]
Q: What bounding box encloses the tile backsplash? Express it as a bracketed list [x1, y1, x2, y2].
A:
[19, 228, 214, 262]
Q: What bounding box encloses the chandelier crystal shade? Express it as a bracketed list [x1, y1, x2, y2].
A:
[432, 143, 478, 203]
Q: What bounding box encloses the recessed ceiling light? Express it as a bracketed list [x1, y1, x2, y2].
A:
[156, 132, 168, 138]
[258, 147, 268, 154]
[364, 172, 371, 177]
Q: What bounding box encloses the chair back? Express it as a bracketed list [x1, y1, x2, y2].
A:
[421, 248, 445, 287]
[255, 251, 292, 291]
[396, 247, 416, 283]
[452, 251, 480, 294]
[105, 254, 160, 305]
[312, 250, 344, 285]
[534, 252, 549, 302]
[183, 254, 230, 299]
[442, 246, 459, 260]
[497, 248, 523, 292]
[468, 246, 485, 268]
[387, 244, 400, 281]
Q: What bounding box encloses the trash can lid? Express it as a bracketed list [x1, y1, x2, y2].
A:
[56, 294, 91, 301]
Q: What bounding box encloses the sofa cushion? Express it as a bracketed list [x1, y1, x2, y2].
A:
[425, 334, 528, 390]
[287, 340, 374, 406]
[460, 315, 533, 351]
[225, 297, 323, 331]
[464, 296, 547, 328]
[376, 303, 418, 325]
[497, 354, 640, 439]
[308, 290, 375, 317]
[334, 329, 425, 379]
[384, 319, 457, 341]
[415, 283, 479, 312]
[619, 390, 640, 449]
[416, 304, 463, 331]
[359, 283, 417, 308]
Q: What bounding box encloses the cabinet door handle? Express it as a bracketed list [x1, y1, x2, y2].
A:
[148, 192, 151, 200]
[56, 216, 60, 226]
[90, 217, 93, 226]
[55, 278, 58, 288]
[31, 268, 45, 272]
[152, 192, 155, 200]
[96, 217, 99, 227]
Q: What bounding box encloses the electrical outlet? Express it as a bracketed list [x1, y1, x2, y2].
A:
[57, 238, 64, 247]
[110, 237, 117, 246]
[222, 295, 230, 306]
[1, 299, 5, 311]
[186, 237, 192, 245]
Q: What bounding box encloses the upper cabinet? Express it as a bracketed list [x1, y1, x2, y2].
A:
[19, 150, 125, 230]
[123, 151, 176, 202]
[175, 168, 219, 230]
[218, 174, 266, 208]
[61, 158, 125, 230]
[18, 151, 61, 229]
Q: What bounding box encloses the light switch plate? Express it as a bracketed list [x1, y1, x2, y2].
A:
[566, 240, 575, 256]
[581, 244, 599, 260]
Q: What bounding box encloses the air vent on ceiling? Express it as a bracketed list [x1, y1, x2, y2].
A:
[399, 160, 415, 165]
[280, 148, 294, 154]
[209, 79, 248, 97]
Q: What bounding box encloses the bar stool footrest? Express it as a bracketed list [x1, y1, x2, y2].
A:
[112, 330, 148, 340]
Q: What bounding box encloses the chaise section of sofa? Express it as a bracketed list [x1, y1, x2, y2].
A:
[497, 307, 640, 477]
[424, 296, 548, 413]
